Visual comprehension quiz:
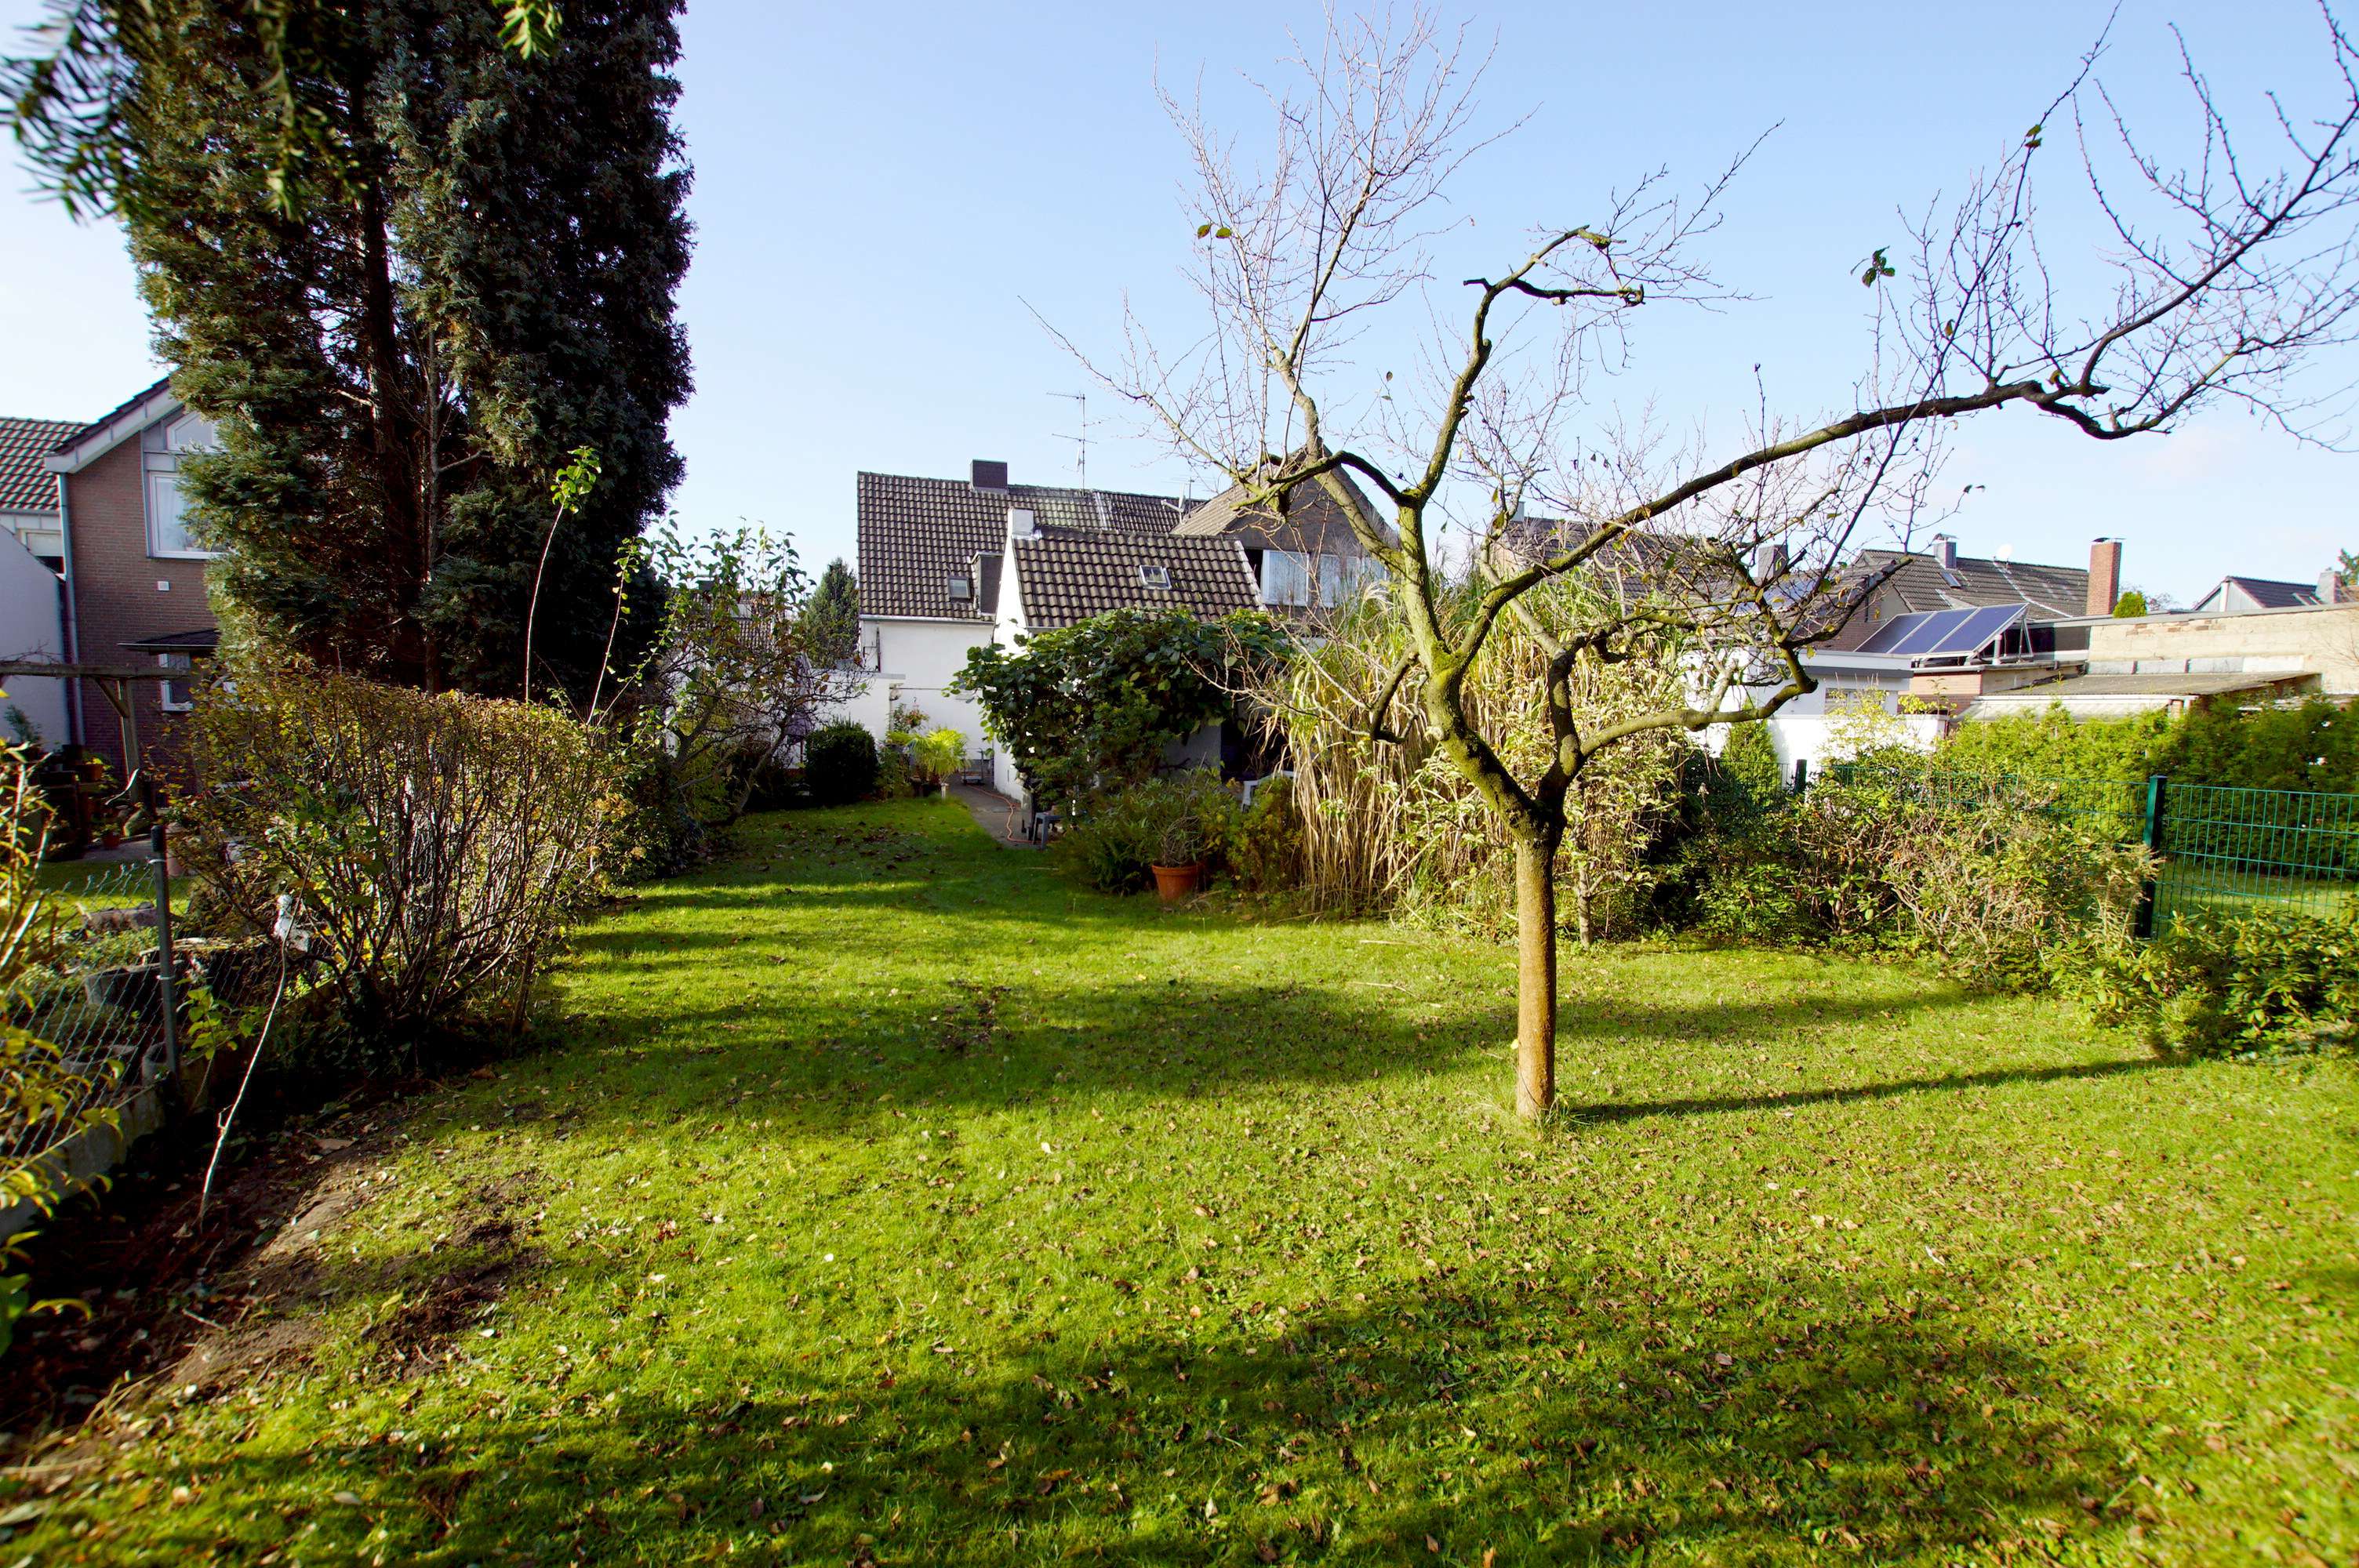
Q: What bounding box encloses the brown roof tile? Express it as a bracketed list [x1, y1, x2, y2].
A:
[857, 472, 1194, 621]
[1009, 532, 1259, 630]
[1850, 546, 2088, 619]
[1172, 474, 1385, 555]
[0, 416, 79, 514]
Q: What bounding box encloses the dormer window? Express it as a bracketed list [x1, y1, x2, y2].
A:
[1138, 563, 1172, 590]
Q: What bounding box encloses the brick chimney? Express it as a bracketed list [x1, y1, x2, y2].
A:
[2323, 565, 2347, 605]
[2087, 537, 2122, 616]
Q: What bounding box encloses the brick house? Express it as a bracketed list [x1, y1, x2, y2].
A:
[39, 378, 220, 779]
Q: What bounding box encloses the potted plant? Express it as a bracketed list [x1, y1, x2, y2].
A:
[1150, 815, 1208, 902]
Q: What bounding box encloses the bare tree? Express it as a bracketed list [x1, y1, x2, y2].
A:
[1065, 8, 2359, 1118]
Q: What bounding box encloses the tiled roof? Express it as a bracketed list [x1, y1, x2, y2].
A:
[1009, 532, 1259, 630]
[857, 472, 1194, 621]
[2212, 575, 2322, 610]
[53, 375, 174, 457]
[1172, 474, 1384, 555]
[0, 417, 79, 514]
[1492, 517, 1703, 585]
[1849, 546, 2088, 620]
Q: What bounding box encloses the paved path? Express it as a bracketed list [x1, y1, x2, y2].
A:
[946, 782, 1038, 849]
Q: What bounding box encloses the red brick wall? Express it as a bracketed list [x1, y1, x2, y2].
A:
[63, 432, 214, 782]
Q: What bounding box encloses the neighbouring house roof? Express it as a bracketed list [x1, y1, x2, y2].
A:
[45, 376, 180, 475]
[2192, 575, 2323, 612]
[857, 472, 1193, 622]
[0, 417, 79, 514]
[1008, 532, 1259, 631]
[1848, 546, 2089, 620]
[1491, 517, 1707, 585]
[856, 466, 1387, 625]
[1171, 473, 1386, 555]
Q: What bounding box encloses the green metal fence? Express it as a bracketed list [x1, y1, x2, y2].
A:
[2151, 779, 2359, 925]
[1814, 765, 2359, 931]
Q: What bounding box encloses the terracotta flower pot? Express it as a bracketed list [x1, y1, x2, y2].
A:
[1150, 862, 1204, 902]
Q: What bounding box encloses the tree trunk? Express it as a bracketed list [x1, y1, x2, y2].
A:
[1512, 832, 1560, 1119]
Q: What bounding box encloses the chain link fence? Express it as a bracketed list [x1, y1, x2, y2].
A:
[1, 858, 177, 1205]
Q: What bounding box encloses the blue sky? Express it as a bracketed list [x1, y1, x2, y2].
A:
[2, 0, 2353, 604]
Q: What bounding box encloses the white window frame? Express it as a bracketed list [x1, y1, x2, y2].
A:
[144, 412, 221, 561]
[157, 652, 194, 713]
[1261, 550, 1311, 608]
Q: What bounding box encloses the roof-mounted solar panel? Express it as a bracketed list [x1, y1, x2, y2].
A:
[1853, 603, 2026, 661]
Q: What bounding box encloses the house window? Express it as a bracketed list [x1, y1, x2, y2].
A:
[144, 412, 220, 560]
[158, 652, 194, 712]
[947, 572, 973, 602]
[1261, 550, 1311, 607]
[1317, 554, 1346, 607]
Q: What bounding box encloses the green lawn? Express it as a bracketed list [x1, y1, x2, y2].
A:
[13, 799, 2357, 1565]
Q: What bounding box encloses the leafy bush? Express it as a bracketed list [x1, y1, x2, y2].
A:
[1939, 706, 2173, 784]
[1683, 764, 2150, 985]
[175, 664, 623, 1072]
[911, 727, 965, 789]
[609, 525, 851, 865]
[1052, 771, 1241, 895]
[951, 609, 1286, 809]
[1939, 696, 2359, 794]
[2069, 904, 2359, 1057]
[873, 745, 914, 800]
[0, 747, 102, 1356]
[804, 721, 879, 806]
[1230, 775, 1303, 894]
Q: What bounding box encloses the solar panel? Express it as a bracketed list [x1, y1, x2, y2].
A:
[1853, 603, 2026, 660]
[1930, 603, 2026, 656]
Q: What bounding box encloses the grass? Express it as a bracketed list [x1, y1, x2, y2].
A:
[9, 797, 2357, 1565]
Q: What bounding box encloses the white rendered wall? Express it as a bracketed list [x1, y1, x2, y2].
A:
[860, 616, 993, 741]
[0, 530, 69, 749]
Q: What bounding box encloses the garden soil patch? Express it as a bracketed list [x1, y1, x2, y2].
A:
[0, 1083, 432, 1470]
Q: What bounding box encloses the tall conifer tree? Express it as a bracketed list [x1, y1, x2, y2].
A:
[11, 0, 691, 695]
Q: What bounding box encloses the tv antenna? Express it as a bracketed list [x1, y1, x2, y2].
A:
[1050, 391, 1090, 489]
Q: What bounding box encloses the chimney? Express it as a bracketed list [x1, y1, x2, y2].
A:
[1006, 506, 1036, 540]
[2088, 537, 2123, 617]
[972, 459, 1009, 492]
[1752, 541, 1787, 581]
[1929, 535, 1957, 571]
[2322, 566, 2346, 606]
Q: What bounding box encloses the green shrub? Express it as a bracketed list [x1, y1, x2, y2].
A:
[2069, 904, 2359, 1057]
[951, 609, 1285, 808]
[176, 663, 624, 1073]
[873, 745, 914, 800]
[1681, 765, 2150, 985]
[1230, 775, 1303, 894]
[1052, 770, 1241, 895]
[805, 721, 880, 806]
[911, 727, 965, 789]
[1939, 706, 2172, 783]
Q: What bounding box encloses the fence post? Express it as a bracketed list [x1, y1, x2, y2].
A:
[1791, 758, 1809, 796]
[2133, 773, 2168, 940]
[140, 773, 180, 1090]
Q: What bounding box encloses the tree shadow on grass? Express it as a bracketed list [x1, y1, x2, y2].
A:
[533, 962, 2052, 1151]
[103, 1261, 2165, 1566]
[1558, 1056, 2175, 1126]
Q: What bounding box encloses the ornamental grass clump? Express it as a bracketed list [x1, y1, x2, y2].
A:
[175, 664, 626, 1071]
